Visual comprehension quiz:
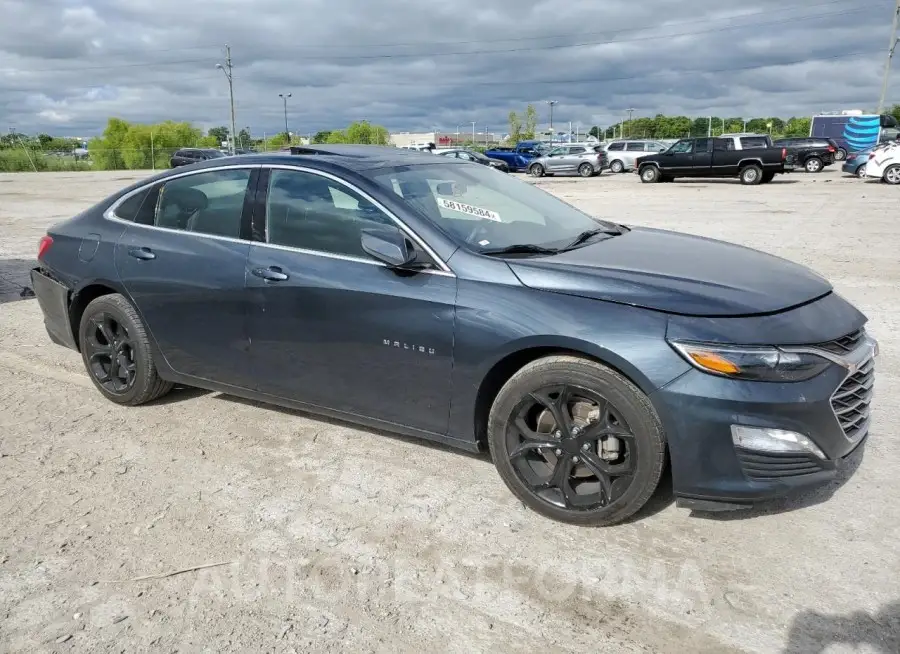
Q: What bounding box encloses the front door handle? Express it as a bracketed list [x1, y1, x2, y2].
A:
[128, 246, 156, 260]
[252, 266, 289, 282]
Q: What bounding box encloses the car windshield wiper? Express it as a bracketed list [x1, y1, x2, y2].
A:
[559, 227, 622, 251]
[481, 244, 559, 256]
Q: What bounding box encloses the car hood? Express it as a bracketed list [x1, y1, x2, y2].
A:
[506, 226, 832, 316]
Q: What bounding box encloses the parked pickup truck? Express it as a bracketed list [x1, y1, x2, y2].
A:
[483, 140, 545, 172]
[635, 136, 796, 185]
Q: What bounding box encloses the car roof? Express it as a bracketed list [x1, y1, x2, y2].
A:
[155, 145, 458, 180]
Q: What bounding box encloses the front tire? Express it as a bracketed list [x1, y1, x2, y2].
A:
[578, 163, 594, 177]
[78, 294, 173, 406]
[529, 163, 545, 178]
[883, 164, 900, 185]
[609, 160, 624, 173]
[639, 165, 660, 183]
[805, 157, 823, 173]
[739, 164, 763, 185]
[487, 356, 666, 526]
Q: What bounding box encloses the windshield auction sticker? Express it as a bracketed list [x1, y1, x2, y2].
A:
[437, 197, 501, 222]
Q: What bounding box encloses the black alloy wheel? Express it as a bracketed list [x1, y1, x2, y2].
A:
[83, 313, 136, 394]
[488, 356, 666, 526]
[505, 385, 637, 510]
[79, 294, 173, 405]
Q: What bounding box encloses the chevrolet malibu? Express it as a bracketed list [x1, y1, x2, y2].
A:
[31, 145, 877, 526]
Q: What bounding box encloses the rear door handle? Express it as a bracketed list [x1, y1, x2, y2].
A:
[128, 246, 156, 260]
[251, 266, 289, 282]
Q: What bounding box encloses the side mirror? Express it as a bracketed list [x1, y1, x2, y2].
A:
[360, 226, 416, 268]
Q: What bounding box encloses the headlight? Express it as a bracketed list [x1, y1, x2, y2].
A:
[669, 341, 831, 382]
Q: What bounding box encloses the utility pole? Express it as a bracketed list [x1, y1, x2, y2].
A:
[625, 108, 635, 138]
[707, 116, 712, 138]
[471, 121, 476, 144]
[216, 45, 237, 155]
[279, 93, 292, 142]
[547, 100, 558, 146]
[878, 0, 900, 114]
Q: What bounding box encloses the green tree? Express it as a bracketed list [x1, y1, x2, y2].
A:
[523, 104, 538, 140]
[589, 126, 602, 138]
[312, 131, 332, 144]
[507, 111, 522, 143]
[207, 126, 230, 144]
[237, 128, 252, 148]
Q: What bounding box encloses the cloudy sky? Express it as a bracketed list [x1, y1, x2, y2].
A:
[0, 0, 897, 138]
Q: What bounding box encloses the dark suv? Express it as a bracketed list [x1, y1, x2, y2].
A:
[772, 138, 837, 173]
[170, 148, 226, 168]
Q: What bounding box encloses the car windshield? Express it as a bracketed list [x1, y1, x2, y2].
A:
[364, 163, 619, 253]
[205, 150, 226, 158]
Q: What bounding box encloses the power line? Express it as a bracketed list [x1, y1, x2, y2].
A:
[31, 0, 856, 57]
[0, 2, 884, 76]
[269, 6, 883, 61]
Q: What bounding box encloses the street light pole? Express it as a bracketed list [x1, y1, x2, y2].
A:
[279, 93, 292, 142]
[878, 0, 900, 114]
[215, 45, 237, 155]
[471, 121, 476, 144]
[625, 108, 635, 139]
[547, 100, 558, 146]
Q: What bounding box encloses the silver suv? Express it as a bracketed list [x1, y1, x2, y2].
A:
[527, 144, 607, 178]
[604, 140, 669, 173]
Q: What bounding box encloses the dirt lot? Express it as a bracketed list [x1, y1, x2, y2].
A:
[1, 168, 898, 653]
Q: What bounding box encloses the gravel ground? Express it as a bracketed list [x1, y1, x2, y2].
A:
[0, 168, 898, 653]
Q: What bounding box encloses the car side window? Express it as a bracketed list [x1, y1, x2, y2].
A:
[713, 138, 735, 151]
[154, 169, 252, 238]
[740, 137, 768, 148]
[265, 168, 395, 259]
[607, 142, 625, 151]
[625, 142, 644, 151]
[458, 152, 474, 160]
[694, 138, 711, 152]
[569, 147, 586, 154]
[670, 140, 693, 154]
[114, 188, 150, 221]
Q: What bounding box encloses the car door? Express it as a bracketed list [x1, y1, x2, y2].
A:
[113, 165, 258, 387]
[688, 138, 712, 175]
[542, 147, 567, 172]
[561, 146, 586, 172]
[658, 139, 694, 173]
[244, 166, 457, 434]
[623, 142, 646, 169]
[712, 138, 740, 174]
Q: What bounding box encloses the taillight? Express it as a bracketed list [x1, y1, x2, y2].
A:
[827, 145, 835, 152]
[869, 152, 876, 159]
[781, 148, 787, 160]
[37, 235, 53, 260]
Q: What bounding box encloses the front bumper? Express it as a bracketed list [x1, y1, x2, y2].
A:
[30, 267, 78, 350]
[652, 333, 877, 507]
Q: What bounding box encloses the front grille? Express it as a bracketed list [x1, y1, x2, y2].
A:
[831, 356, 875, 442]
[814, 328, 865, 354]
[735, 449, 824, 480]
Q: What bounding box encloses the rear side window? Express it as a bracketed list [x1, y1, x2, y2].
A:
[694, 138, 711, 152]
[569, 147, 586, 154]
[624, 142, 644, 151]
[740, 137, 769, 148]
[607, 142, 625, 151]
[713, 138, 735, 151]
[154, 169, 252, 238]
[114, 188, 150, 221]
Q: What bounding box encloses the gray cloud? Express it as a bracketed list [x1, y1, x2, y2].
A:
[0, 0, 897, 137]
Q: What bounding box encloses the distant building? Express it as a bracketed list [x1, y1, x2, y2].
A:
[390, 130, 499, 148]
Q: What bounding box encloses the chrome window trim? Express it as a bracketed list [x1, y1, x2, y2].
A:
[263, 163, 454, 275]
[100, 163, 456, 278]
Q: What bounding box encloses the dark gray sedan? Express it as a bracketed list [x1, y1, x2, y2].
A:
[30, 145, 876, 526]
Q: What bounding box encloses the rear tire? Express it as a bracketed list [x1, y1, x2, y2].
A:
[835, 148, 847, 161]
[78, 294, 173, 406]
[639, 165, 660, 183]
[856, 164, 867, 178]
[805, 157, 823, 173]
[578, 163, 594, 177]
[487, 356, 667, 526]
[739, 164, 763, 185]
[529, 163, 545, 177]
[609, 160, 624, 173]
